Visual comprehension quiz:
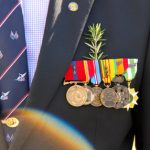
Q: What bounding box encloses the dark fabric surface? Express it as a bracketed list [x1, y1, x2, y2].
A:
[0, 0, 150, 150]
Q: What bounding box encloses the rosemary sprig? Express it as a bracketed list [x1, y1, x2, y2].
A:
[84, 23, 106, 60]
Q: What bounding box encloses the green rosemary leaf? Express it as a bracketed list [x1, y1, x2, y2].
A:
[89, 53, 95, 59]
[85, 42, 95, 49]
[89, 49, 95, 53]
[85, 23, 106, 60]
[98, 52, 104, 59]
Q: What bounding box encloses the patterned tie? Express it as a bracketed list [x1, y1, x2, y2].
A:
[0, 0, 29, 143]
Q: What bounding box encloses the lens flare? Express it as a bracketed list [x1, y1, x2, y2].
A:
[15, 108, 95, 150]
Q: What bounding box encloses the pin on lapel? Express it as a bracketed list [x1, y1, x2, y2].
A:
[1, 117, 19, 128]
[68, 2, 79, 12]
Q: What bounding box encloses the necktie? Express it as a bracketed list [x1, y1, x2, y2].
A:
[0, 0, 29, 143]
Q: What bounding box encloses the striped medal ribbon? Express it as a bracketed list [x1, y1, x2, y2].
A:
[123, 59, 138, 82]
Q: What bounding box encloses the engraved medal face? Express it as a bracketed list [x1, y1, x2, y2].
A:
[100, 88, 117, 108]
[91, 87, 102, 107]
[113, 85, 130, 109]
[84, 85, 94, 105]
[66, 85, 87, 107]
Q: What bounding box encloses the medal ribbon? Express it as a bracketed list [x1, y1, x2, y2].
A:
[87, 60, 95, 79]
[123, 59, 138, 81]
[65, 58, 138, 84]
[116, 58, 128, 75]
[100, 59, 117, 84]
[83, 60, 90, 82]
[65, 60, 87, 81]
[65, 62, 74, 81]
[90, 60, 101, 85]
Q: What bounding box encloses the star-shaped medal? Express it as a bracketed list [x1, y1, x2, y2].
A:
[124, 88, 138, 111]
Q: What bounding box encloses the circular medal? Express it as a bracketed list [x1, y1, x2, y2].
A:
[91, 86, 103, 107]
[113, 85, 130, 109]
[1, 117, 19, 128]
[66, 85, 87, 107]
[100, 88, 118, 108]
[84, 85, 94, 105]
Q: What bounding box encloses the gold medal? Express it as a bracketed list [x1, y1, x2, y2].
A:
[91, 86, 102, 107]
[1, 117, 19, 128]
[100, 88, 118, 108]
[66, 85, 87, 107]
[83, 85, 94, 105]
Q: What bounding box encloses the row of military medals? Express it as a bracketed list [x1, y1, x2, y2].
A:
[64, 59, 138, 110]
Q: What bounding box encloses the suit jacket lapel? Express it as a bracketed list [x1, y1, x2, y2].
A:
[26, 0, 95, 110]
[0, 123, 8, 150]
[9, 0, 95, 149]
